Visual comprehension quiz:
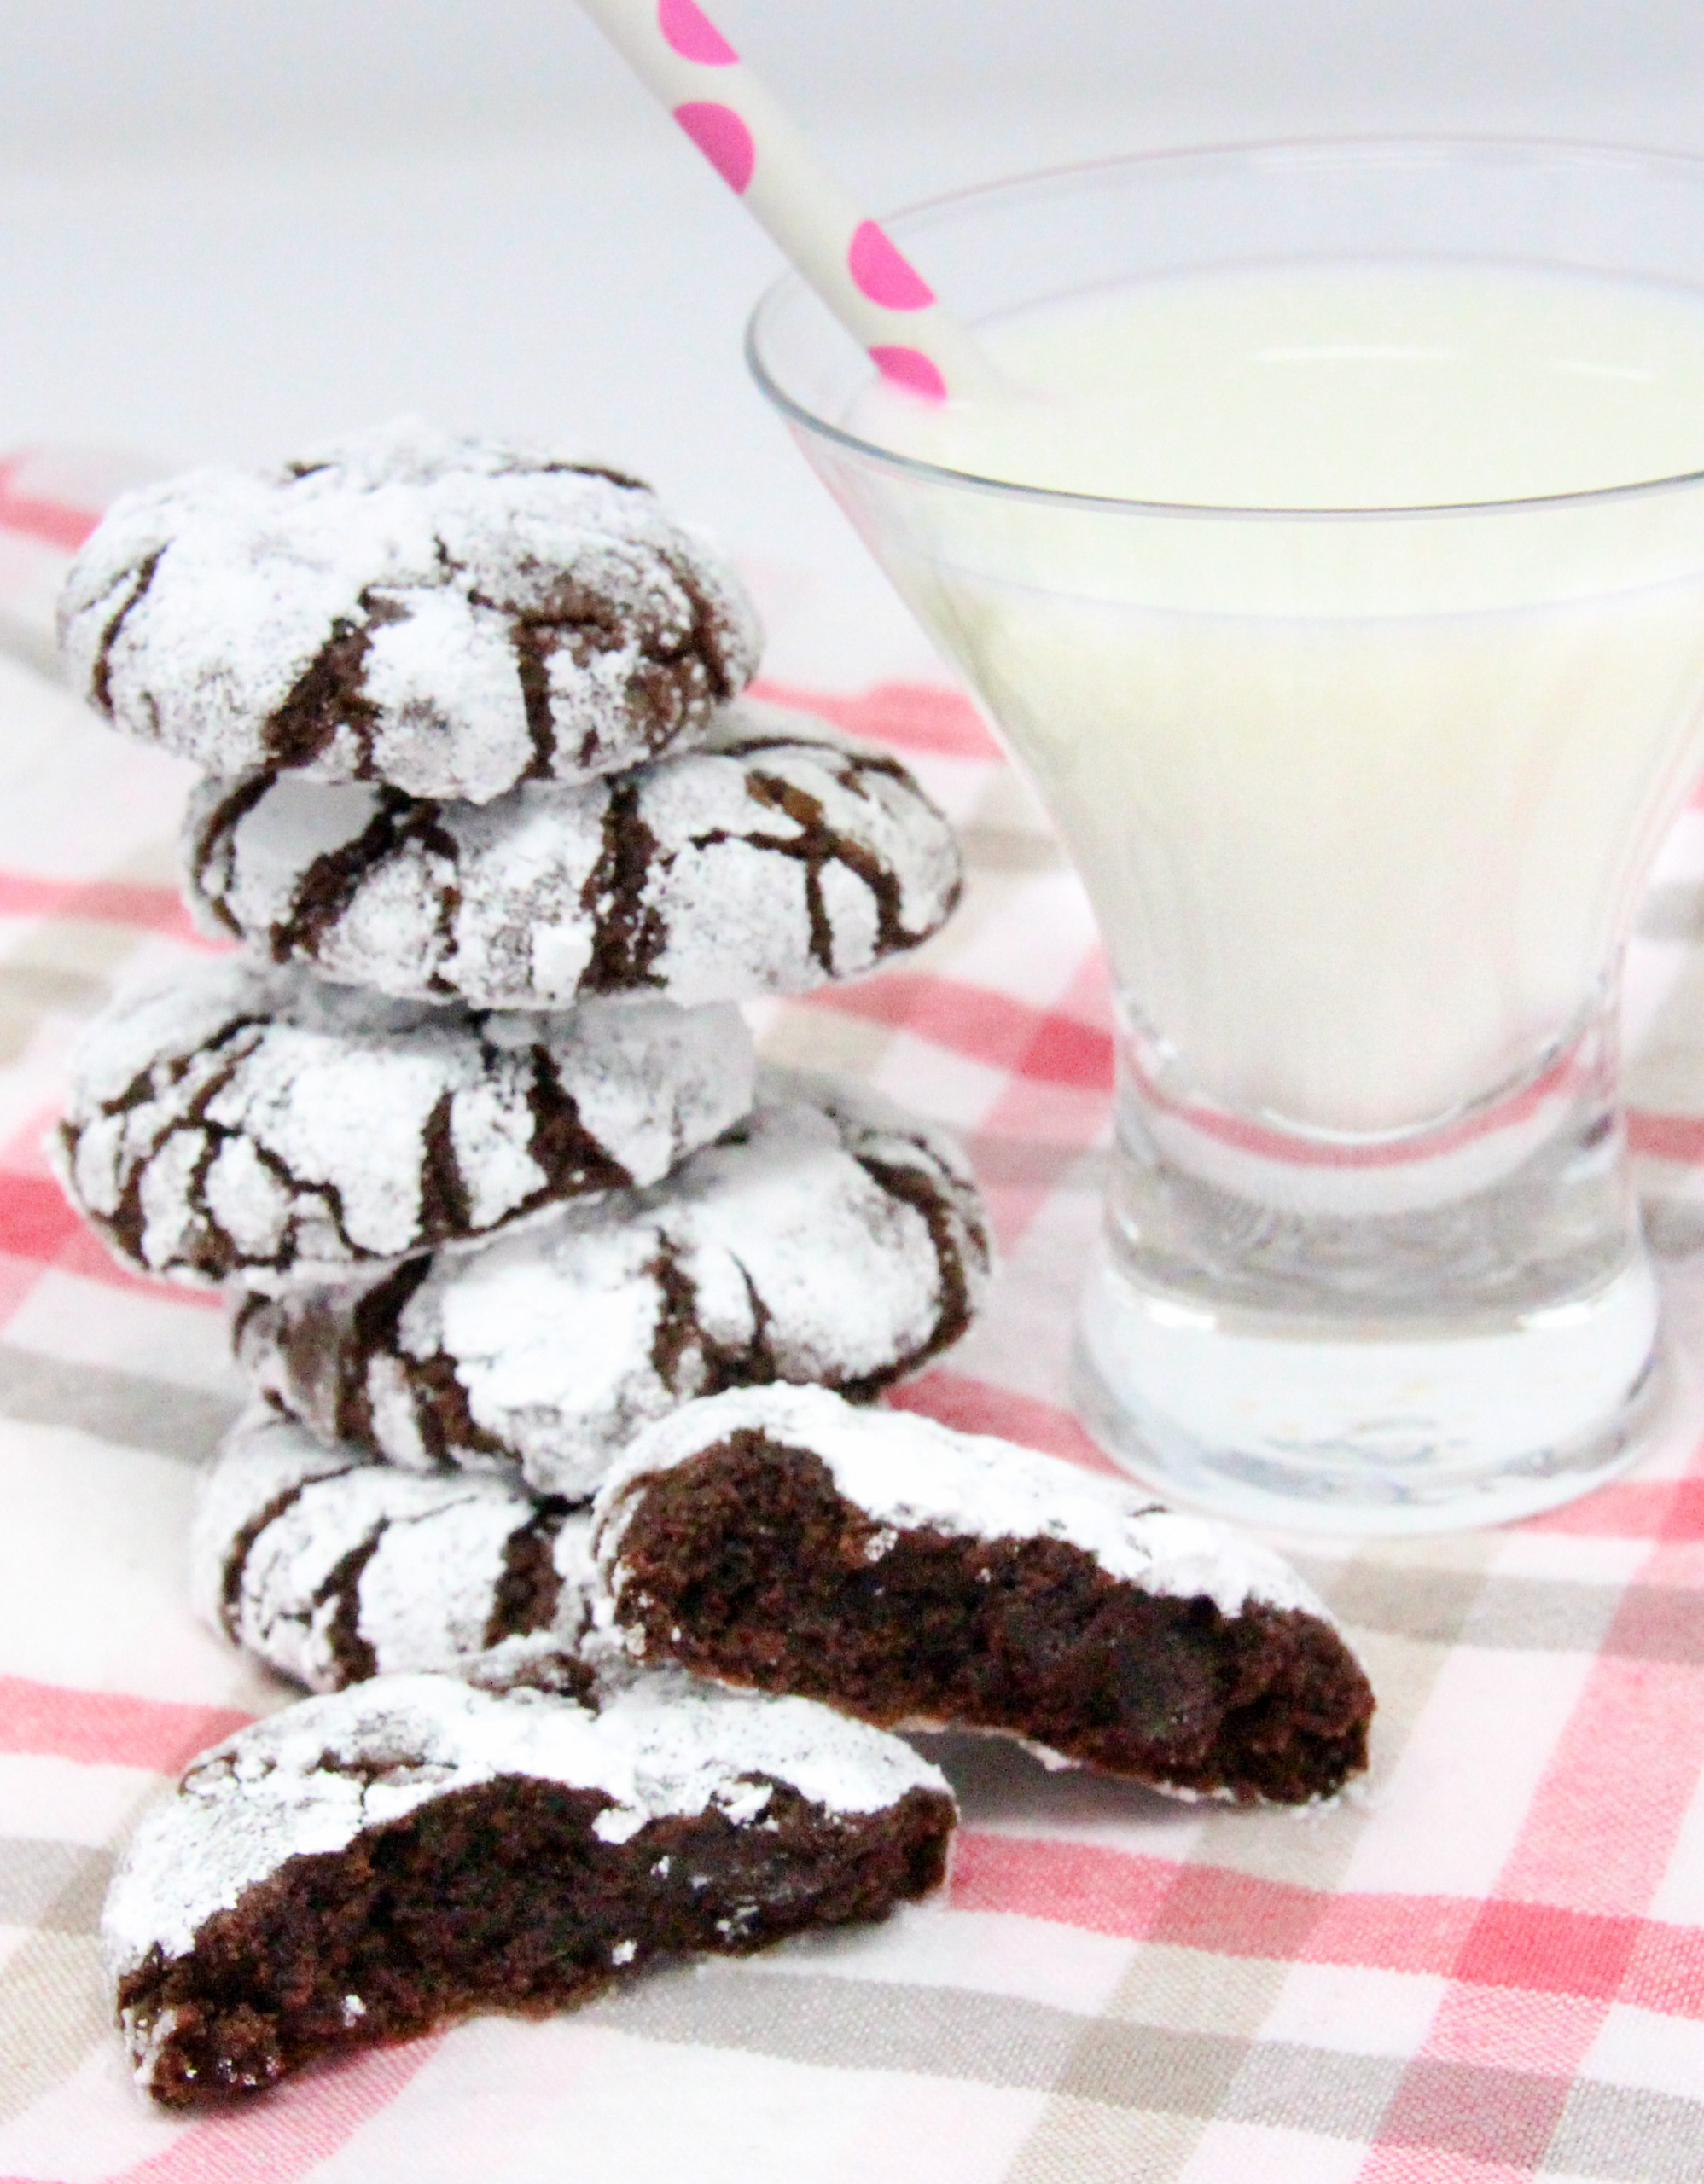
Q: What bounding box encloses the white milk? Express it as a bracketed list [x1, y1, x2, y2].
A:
[849, 266, 1704, 1135]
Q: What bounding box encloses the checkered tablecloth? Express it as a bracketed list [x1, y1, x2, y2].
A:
[1, 451, 1703, 2184]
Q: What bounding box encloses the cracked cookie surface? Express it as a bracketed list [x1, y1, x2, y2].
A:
[179, 706, 962, 1010]
[192, 1408, 596, 1693]
[55, 956, 753, 1287]
[58, 419, 760, 804]
[235, 1068, 992, 1497]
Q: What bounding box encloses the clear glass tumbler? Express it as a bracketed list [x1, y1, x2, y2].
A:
[747, 140, 1704, 1532]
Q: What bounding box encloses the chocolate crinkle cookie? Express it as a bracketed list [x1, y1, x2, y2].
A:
[103, 1664, 955, 2106]
[235, 1069, 992, 1499]
[591, 1385, 1375, 1806]
[58, 419, 761, 804]
[54, 957, 753, 1287]
[179, 705, 962, 1010]
[192, 1408, 596, 1693]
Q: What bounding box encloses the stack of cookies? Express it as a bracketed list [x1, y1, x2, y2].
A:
[51, 422, 1377, 2112]
[53, 420, 991, 1687]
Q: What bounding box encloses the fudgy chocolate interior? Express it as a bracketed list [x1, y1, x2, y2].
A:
[120, 1771, 951, 2107]
[611, 1434, 1374, 1804]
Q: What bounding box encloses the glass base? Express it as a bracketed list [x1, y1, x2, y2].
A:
[1073, 1247, 1667, 1535]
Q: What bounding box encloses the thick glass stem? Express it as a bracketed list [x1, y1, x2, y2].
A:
[1073, 986, 1663, 1531]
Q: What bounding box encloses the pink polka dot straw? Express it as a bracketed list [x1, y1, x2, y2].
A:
[578, 0, 998, 400]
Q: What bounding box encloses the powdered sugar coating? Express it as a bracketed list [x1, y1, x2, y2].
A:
[191, 1409, 594, 1692]
[235, 1069, 991, 1497]
[594, 1384, 1326, 1623]
[59, 420, 761, 804]
[55, 957, 753, 1287]
[179, 707, 962, 1010]
[102, 1665, 951, 1984]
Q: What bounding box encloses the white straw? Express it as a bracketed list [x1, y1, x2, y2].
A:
[578, 0, 997, 400]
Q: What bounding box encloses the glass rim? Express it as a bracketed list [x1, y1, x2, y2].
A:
[744, 134, 1704, 525]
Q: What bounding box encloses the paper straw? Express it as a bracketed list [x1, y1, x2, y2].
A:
[577, 0, 998, 400]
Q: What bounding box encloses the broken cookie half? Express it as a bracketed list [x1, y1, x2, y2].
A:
[591, 1385, 1374, 1804]
[104, 1662, 953, 2106]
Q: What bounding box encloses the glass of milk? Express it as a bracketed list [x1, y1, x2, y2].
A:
[748, 140, 1704, 1532]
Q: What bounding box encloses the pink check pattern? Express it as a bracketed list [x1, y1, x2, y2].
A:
[0, 456, 1701, 2183]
